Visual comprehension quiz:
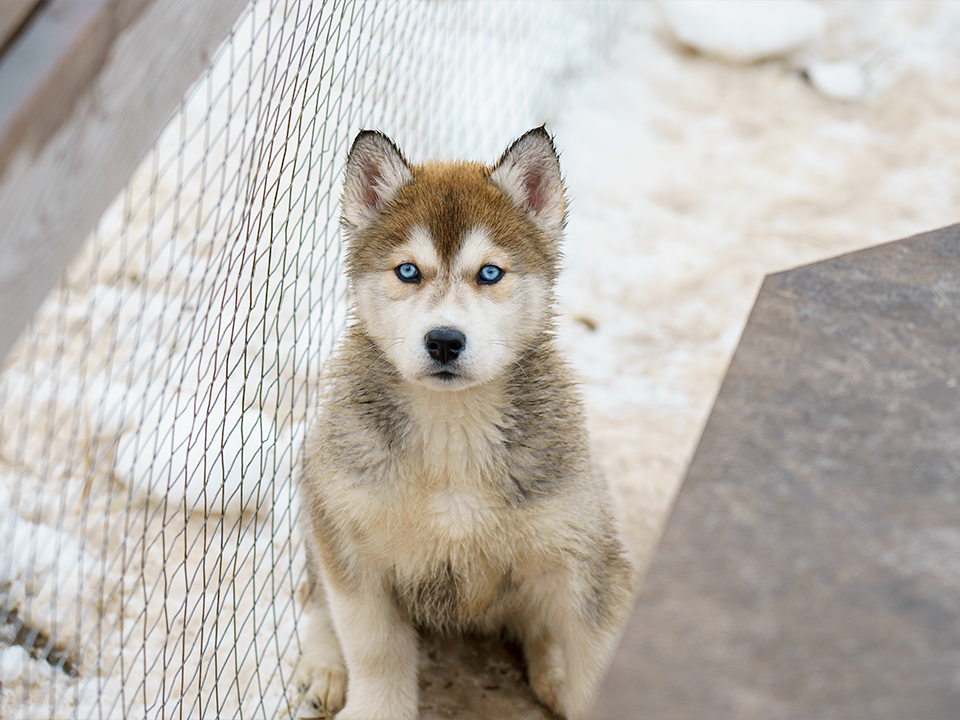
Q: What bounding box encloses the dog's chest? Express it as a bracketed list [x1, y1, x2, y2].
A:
[408, 409, 505, 533]
[335, 392, 515, 544]
[354, 406, 519, 629]
[358, 393, 518, 559]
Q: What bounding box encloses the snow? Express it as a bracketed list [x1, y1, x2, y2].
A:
[112, 402, 278, 515]
[0, 483, 92, 594]
[660, 0, 826, 64]
[805, 60, 869, 100]
[551, 0, 960, 574]
[0, 646, 28, 684]
[3, 0, 960, 717]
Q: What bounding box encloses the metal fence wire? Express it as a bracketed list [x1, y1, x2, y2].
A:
[0, 1, 622, 717]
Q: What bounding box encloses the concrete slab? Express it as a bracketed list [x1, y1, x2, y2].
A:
[594, 224, 960, 719]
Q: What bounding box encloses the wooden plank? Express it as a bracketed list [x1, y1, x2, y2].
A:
[0, 1, 41, 51]
[592, 224, 960, 719]
[0, 0, 250, 364]
[0, 0, 116, 178]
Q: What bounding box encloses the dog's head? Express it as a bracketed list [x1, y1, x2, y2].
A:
[340, 127, 567, 391]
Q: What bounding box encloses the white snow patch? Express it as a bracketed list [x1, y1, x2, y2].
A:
[806, 60, 869, 101]
[0, 482, 98, 595]
[659, 0, 825, 64]
[0, 646, 28, 684]
[109, 391, 280, 516]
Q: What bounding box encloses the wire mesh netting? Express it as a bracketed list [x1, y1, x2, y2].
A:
[0, 1, 623, 717]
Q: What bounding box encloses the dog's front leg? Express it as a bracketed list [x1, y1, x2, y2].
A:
[521, 564, 630, 720]
[325, 572, 420, 720]
[294, 584, 348, 718]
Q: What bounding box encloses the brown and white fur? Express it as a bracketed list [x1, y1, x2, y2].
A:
[294, 127, 633, 720]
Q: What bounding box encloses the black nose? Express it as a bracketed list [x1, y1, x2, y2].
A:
[425, 327, 466, 364]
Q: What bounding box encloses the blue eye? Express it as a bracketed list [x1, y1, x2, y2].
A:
[477, 265, 504, 284]
[395, 263, 421, 283]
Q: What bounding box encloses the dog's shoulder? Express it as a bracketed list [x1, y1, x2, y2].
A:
[303, 325, 408, 480]
[497, 333, 596, 497]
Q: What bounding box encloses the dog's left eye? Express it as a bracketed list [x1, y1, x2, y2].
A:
[477, 265, 504, 284]
[395, 263, 421, 283]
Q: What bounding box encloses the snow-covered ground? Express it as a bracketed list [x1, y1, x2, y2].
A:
[1, 1, 960, 717]
[555, 0, 960, 577]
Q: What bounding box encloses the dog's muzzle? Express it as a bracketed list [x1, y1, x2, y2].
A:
[424, 327, 466, 365]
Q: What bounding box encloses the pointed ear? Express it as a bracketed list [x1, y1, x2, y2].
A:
[342, 130, 413, 229]
[490, 127, 566, 238]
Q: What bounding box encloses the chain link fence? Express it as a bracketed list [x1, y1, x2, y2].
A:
[0, 1, 622, 717]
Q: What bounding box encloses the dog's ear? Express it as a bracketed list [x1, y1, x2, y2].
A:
[342, 130, 412, 229]
[490, 127, 566, 239]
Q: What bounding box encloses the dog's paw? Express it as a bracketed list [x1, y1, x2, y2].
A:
[294, 660, 347, 719]
[527, 637, 566, 716]
[530, 665, 565, 716]
[332, 701, 417, 720]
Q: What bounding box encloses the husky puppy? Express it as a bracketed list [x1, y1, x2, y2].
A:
[294, 128, 633, 720]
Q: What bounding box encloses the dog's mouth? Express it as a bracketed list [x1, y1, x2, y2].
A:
[416, 363, 477, 389]
[421, 369, 477, 388]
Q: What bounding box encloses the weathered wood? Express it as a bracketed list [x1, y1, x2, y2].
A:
[0, 0, 250, 364]
[592, 225, 960, 719]
[0, 1, 40, 51]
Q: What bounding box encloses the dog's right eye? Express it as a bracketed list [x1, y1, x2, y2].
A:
[395, 263, 421, 283]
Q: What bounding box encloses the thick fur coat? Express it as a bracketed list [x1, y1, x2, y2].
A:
[294, 128, 633, 720]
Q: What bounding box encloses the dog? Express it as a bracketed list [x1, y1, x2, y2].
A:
[293, 127, 634, 720]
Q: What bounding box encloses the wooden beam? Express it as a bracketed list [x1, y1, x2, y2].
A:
[592, 224, 960, 719]
[0, 0, 249, 364]
[0, 1, 41, 52]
